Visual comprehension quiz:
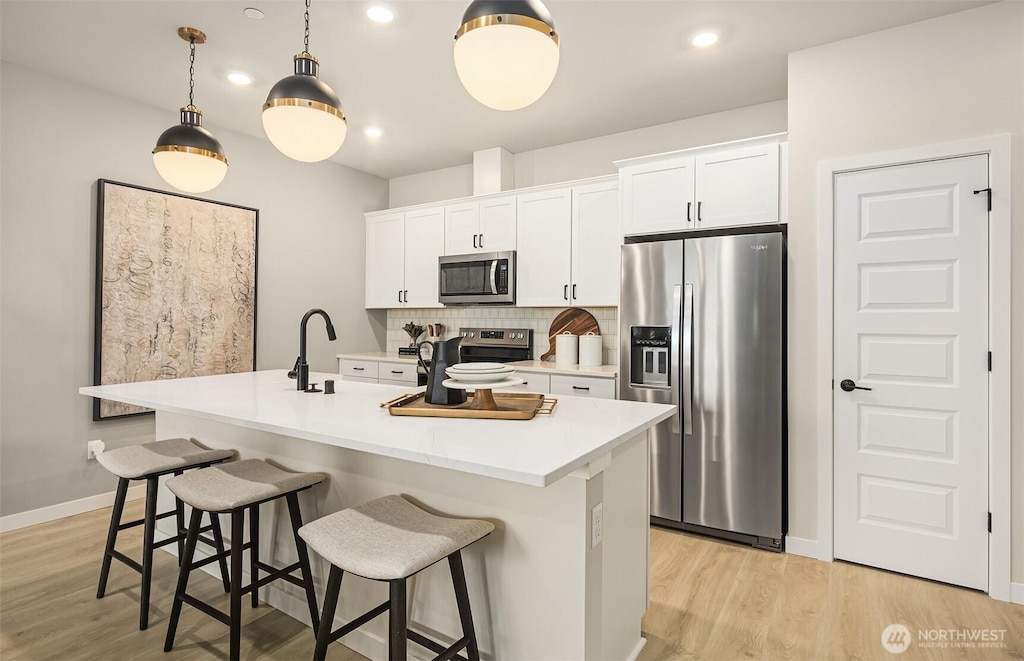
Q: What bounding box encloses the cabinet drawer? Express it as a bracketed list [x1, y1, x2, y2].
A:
[378, 362, 419, 384]
[340, 359, 379, 380]
[550, 375, 616, 400]
[496, 373, 551, 394]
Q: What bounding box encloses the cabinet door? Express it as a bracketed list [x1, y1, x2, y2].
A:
[403, 207, 445, 308]
[550, 375, 616, 399]
[620, 156, 696, 235]
[478, 195, 517, 252]
[365, 213, 406, 308]
[695, 143, 780, 228]
[444, 201, 480, 255]
[516, 188, 573, 307]
[571, 180, 620, 306]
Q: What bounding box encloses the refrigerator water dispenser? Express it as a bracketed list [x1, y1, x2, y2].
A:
[629, 326, 671, 387]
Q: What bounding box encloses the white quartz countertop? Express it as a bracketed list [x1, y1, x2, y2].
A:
[337, 352, 617, 378]
[80, 370, 671, 487]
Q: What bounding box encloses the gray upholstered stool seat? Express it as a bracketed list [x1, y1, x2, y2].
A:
[95, 437, 235, 632]
[163, 459, 326, 661]
[97, 437, 235, 480]
[165, 458, 325, 512]
[301, 495, 493, 661]
[300, 495, 494, 581]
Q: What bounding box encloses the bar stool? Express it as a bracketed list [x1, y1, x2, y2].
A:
[163, 459, 326, 661]
[96, 437, 235, 630]
[299, 495, 494, 661]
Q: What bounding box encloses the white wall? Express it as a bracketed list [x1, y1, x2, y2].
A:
[0, 61, 389, 517]
[787, 1, 1024, 581]
[388, 100, 787, 207]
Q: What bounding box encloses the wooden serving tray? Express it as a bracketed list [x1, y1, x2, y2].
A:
[380, 391, 558, 420]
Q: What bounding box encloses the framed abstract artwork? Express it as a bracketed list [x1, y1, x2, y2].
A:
[92, 180, 259, 420]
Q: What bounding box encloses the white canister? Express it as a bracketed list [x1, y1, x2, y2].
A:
[579, 332, 603, 367]
[555, 332, 578, 365]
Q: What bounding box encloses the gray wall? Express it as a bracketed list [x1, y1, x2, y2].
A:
[787, 0, 1023, 580]
[387, 100, 788, 207]
[0, 61, 389, 517]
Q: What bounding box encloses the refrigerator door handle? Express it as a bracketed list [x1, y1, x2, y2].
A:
[670, 284, 682, 434]
[682, 284, 694, 436]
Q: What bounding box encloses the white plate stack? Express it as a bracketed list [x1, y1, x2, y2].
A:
[443, 363, 524, 389]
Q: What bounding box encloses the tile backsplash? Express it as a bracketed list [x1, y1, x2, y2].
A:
[386, 307, 618, 366]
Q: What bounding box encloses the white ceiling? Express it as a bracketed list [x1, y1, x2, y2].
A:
[1, 1, 988, 179]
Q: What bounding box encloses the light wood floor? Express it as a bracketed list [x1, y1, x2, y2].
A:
[1, 500, 1021, 660]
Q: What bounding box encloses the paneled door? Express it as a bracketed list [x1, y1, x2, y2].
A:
[833, 155, 989, 590]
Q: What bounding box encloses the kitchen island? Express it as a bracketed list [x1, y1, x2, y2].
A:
[80, 370, 673, 660]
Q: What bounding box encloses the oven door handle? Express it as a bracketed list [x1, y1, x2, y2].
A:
[489, 260, 498, 295]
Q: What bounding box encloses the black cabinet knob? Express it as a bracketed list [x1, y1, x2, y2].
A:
[840, 379, 872, 392]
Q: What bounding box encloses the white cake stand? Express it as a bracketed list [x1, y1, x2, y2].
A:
[441, 377, 525, 410]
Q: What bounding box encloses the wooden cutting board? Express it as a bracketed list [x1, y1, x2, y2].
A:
[540, 308, 601, 361]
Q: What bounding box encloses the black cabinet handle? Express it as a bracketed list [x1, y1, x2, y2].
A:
[352, 367, 365, 371]
[479, 233, 484, 248]
[572, 386, 590, 391]
[572, 284, 577, 300]
[403, 290, 408, 303]
[564, 284, 569, 300]
[840, 379, 872, 392]
[697, 201, 703, 222]
[398, 290, 402, 303]
[687, 201, 692, 223]
[391, 370, 403, 374]
[473, 234, 478, 249]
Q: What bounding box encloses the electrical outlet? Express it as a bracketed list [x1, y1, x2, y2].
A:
[87, 439, 105, 460]
[591, 502, 603, 548]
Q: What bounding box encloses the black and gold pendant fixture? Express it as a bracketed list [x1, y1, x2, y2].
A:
[262, 0, 348, 162]
[152, 27, 228, 193]
[453, 0, 560, 111]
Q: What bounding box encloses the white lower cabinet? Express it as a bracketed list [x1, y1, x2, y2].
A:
[339, 358, 419, 386]
[550, 374, 616, 399]
[496, 373, 551, 394]
[378, 362, 418, 384]
[340, 359, 379, 380]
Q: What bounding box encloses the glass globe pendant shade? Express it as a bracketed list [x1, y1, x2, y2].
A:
[454, 0, 559, 111]
[262, 54, 347, 162]
[152, 107, 228, 194]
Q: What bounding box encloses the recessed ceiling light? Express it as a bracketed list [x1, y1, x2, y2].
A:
[691, 30, 720, 48]
[227, 71, 253, 87]
[243, 7, 265, 20]
[364, 127, 384, 138]
[366, 5, 395, 23]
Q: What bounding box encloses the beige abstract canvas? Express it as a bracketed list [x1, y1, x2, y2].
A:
[94, 180, 257, 419]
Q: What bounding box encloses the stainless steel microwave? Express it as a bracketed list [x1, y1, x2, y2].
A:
[438, 251, 515, 305]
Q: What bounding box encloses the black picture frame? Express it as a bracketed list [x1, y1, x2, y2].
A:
[92, 179, 260, 421]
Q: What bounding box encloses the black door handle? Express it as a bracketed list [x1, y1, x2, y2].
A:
[840, 379, 872, 392]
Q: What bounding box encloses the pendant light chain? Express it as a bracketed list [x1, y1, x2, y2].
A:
[303, 0, 311, 55]
[188, 35, 196, 109]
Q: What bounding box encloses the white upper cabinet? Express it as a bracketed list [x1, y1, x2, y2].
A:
[365, 207, 445, 309]
[620, 155, 696, 235]
[694, 143, 780, 228]
[443, 195, 517, 255]
[571, 180, 620, 306]
[516, 188, 573, 307]
[618, 136, 786, 236]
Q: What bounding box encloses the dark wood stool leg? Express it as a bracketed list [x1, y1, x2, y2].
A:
[249, 503, 259, 607]
[97, 477, 129, 599]
[173, 471, 185, 563]
[229, 509, 244, 661]
[209, 512, 231, 592]
[139, 475, 159, 630]
[164, 508, 203, 652]
[449, 551, 481, 661]
[285, 492, 320, 631]
[313, 565, 344, 661]
[389, 579, 407, 661]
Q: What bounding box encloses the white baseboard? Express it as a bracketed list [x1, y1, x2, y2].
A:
[0, 484, 146, 533]
[785, 536, 823, 560]
[1011, 582, 1024, 605]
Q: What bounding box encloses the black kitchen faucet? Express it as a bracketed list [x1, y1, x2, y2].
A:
[288, 308, 337, 391]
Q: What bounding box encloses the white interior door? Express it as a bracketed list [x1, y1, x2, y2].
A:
[833, 155, 989, 591]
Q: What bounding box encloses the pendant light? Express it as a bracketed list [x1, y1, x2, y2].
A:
[262, 0, 347, 162]
[453, 0, 560, 111]
[152, 27, 228, 193]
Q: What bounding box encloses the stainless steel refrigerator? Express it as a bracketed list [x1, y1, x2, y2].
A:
[619, 229, 786, 551]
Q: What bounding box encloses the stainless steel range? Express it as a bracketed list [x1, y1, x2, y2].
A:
[457, 327, 533, 363]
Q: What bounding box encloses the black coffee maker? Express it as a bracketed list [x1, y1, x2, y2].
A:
[417, 337, 467, 406]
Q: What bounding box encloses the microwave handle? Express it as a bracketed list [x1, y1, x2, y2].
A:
[489, 260, 498, 294]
